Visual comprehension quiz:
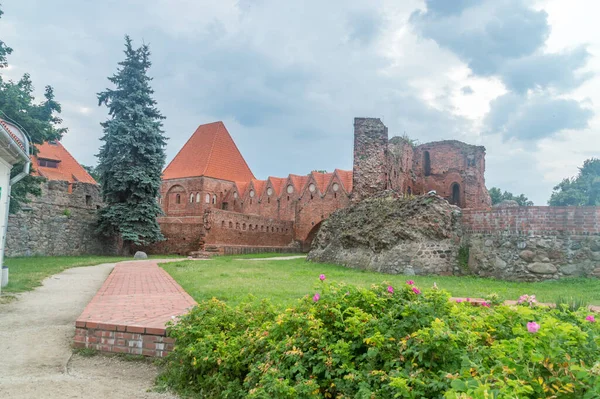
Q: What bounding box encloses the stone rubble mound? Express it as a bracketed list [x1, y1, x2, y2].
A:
[307, 192, 462, 274]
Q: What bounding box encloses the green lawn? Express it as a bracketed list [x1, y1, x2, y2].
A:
[2, 255, 180, 293]
[162, 255, 600, 307]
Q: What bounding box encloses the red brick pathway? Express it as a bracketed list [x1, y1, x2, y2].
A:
[76, 261, 196, 336]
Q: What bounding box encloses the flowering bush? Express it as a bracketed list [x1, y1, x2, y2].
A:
[161, 280, 600, 399]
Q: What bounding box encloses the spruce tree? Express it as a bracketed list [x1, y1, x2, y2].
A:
[96, 36, 167, 249]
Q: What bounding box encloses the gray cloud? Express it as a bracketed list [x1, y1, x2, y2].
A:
[411, 0, 550, 75]
[485, 92, 594, 141]
[421, 0, 482, 16]
[500, 46, 593, 93]
[411, 0, 594, 142]
[347, 10, 382, 45]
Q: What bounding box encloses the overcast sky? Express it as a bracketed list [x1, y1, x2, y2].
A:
[0, 0, 598, 204]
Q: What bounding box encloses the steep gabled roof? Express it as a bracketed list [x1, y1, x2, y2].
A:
[163, 121, 255, 182]
[289, 174, 309, 193]
[234, 181, 250, 198]
[32, 141, 97, 184]
[335, 169, 353, 193]
[311, 172, 334, 193]
[250, 179, 266, 198]
[267, 177, 287, 196]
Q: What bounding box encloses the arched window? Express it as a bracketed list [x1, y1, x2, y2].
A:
[196, 193, 200, 203]
[450, 183, 461, 206]
[229, 221, 233, 228]
[190, 193, 195, 203]
[236, 222, 240, 230]
[176, 194, 181, 204]
[213, 194, 217, 204]
[221, 220, 225, 228]
[242, 223, 246, 230]
[424, 151, 431, 176]
[205, 194, 210, 203]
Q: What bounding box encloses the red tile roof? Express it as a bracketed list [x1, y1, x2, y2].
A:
[0, 119, 26, 152]
[250, 179, 266, 197]
[289, 174, 309, 193]
[268, 177, 287, 196]
[335, 169, 353, 193]
[163, 121, 255, 182]
[311, 172, 334, 193]
[32, 141, 97, 184]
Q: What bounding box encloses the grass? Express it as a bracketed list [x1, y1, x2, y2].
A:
[2, 254, 181, 293]
[162, 255, 600, 308]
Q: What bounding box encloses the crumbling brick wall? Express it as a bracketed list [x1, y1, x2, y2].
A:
[352, 118, 389, 202]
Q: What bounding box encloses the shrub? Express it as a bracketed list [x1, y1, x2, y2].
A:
[161, 280, 600, 398]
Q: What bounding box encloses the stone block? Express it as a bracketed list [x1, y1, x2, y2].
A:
[519, 250, 535, 262]
[527, 262, 557, 274]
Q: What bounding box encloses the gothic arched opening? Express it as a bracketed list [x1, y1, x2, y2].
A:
[450, 182, 461, 206]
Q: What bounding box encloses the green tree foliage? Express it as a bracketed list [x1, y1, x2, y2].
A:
[96, 36, 167, 248]
[81, 164, 100, 182]
[549, 158, 600, 206]
[0, 7, 66, 212]
[489, 187, 534, 206]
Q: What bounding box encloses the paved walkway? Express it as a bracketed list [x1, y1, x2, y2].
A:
[0, 263, 176, 399]
[76, 261, 196, 335]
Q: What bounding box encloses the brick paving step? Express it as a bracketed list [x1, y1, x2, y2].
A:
[74, 261, 196, 357]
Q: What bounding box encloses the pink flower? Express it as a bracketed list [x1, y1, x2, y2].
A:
[466, 298, 471, 302]
[455, 299, 463, 303]
[527, 322, 540, 333]
[313, 293, 320, 302]
[387, 285, 394, 294]
[481, 302, 490, 308]
[586, 315, 596, 323]
[406, 280, 415, 285]
[412, 287, 421, 295]
[319, 274, 326, 281]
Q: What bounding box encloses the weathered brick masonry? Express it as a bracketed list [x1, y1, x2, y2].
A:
[462, 206, 600, 234]
[152, 118, 491, 255]
[73, 324, 175, 357]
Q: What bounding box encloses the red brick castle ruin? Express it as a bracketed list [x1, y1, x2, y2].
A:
[147, 117, 491, 255]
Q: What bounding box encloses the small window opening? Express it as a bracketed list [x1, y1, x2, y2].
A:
[176, 194, 181, 204]
[85, 195, 92, 206]
[205, 194, 210, 203]
[221, 220, 225, 228]
[212, 194, 217, 204]
[196, 193, 200, 203]
[229, 221, 233, 228]
[190, 193, 194, 203]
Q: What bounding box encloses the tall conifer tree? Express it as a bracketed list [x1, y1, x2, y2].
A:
[96, 36, 166, 248]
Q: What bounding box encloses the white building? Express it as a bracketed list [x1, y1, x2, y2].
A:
[0, 118, 31, 293]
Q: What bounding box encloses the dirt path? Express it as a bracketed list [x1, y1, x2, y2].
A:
[0, 263, 177, 399]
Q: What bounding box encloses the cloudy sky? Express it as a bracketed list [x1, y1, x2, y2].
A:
[0, 0, 598, 204]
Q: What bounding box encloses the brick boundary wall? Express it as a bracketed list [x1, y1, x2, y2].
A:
[220, 245, 304, 255]
[73, 323, 174, 357]
[462, 206, 600, 235]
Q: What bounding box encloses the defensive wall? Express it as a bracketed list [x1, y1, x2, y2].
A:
[6, 181, 117, 256]
[461, 206, 600, 281]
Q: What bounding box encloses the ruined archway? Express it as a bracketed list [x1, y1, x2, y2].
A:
[303, 221, 323, 252]
[450, 182, 461, 207]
